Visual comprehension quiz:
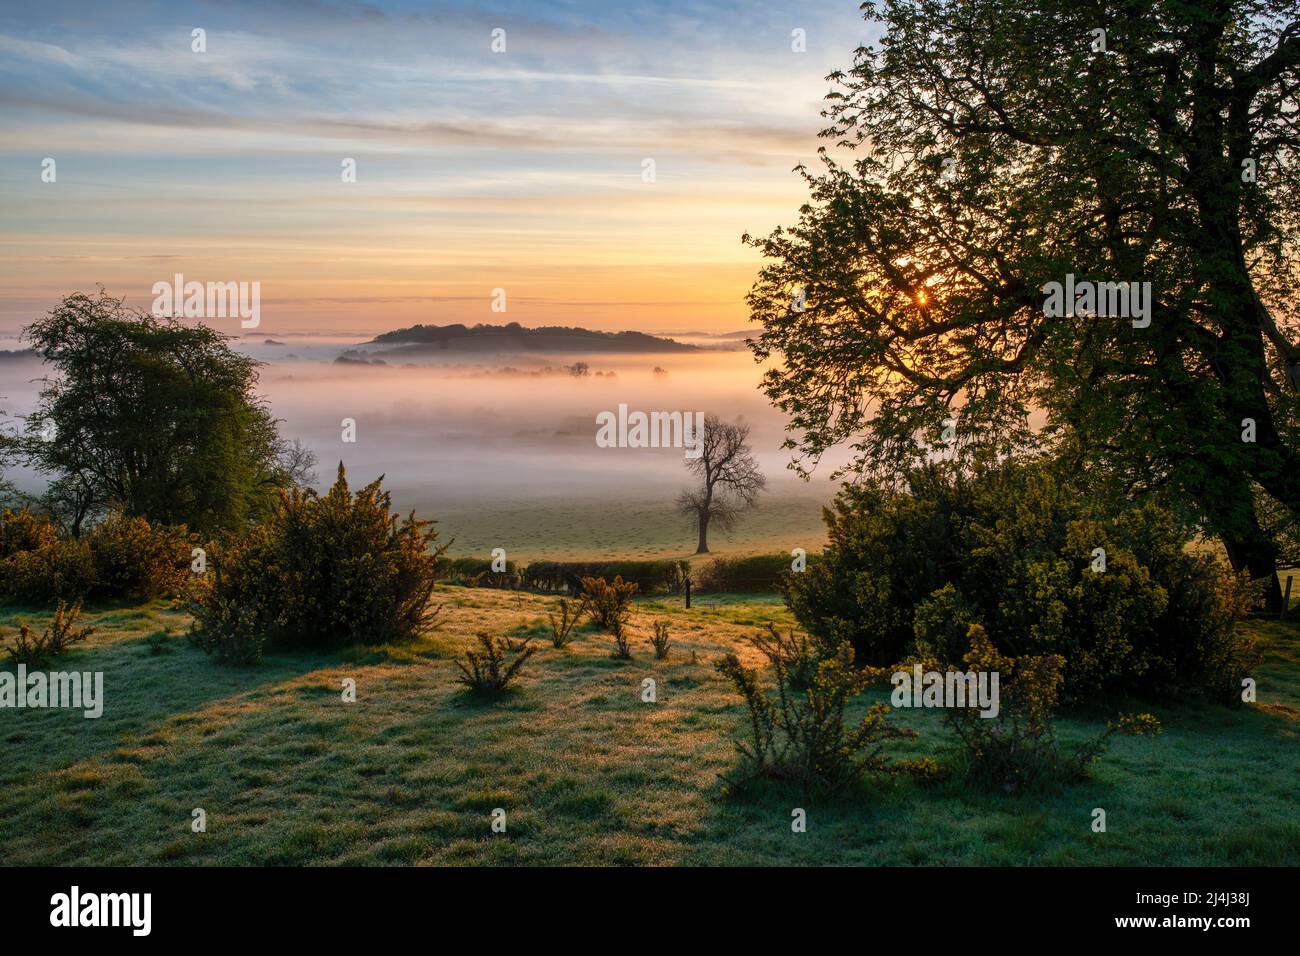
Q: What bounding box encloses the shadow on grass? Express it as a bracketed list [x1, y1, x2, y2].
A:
[0, 618, 354, 785]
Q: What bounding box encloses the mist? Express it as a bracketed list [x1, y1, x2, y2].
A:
[2, 337, 846, 561]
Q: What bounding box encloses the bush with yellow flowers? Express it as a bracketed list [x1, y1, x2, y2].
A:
[189, 463, 445, 664]
[785, 459, 1260, 706]
[715, 629, 923, 795]
[0, 507, 193, 604]
[945, 625, 1161, 792]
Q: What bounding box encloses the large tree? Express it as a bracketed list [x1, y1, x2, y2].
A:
[677, 415, 766, 553]
[11, 290, 313, 535]
[747, 0, 1300, 608]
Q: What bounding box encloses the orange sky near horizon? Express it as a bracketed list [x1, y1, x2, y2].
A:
[0, 2, 874, 337]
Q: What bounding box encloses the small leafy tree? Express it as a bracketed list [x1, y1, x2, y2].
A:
[14, 290, 313, 536]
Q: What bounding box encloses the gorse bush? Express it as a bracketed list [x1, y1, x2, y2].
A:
[751, 623, 824, 692]
[189, 579, 263, 665]
[4, 600, 95, 667]
[715, 633, 917, 795]
[582, 575, 637, 632]
[609, 617, 633, 659]
[85, 512, 194, 601]
[190, 464, 445, 663]
[547, 596, 586, 648]
[786, 460, 1260, 704]
[454, 632, 536, 697]
[943, 625, 1161, 792]
[0, 508, 192, 604]
[650, 620, 671, 659]
[0, 535, 95, 604]
[0, 508, 57, 560]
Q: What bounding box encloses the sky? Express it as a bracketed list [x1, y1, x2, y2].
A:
[0, 0, 876, 337]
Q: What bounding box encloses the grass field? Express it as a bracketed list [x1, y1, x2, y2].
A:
[412, 485, 834, 563]
[1, 588, 1297, 866]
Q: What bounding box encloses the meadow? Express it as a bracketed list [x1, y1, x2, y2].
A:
[2, 587, 1297, 866]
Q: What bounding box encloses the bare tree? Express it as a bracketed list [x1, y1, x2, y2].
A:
[677, 415, 765, 554]
[276, 437, 319, 489]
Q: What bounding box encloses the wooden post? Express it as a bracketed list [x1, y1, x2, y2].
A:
[1282, 576, 1293, 620]
[685, 575, 691, 610]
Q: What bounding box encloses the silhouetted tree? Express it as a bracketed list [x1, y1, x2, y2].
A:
[746, 0, 1300, 608]
[677, 415, 765, 553]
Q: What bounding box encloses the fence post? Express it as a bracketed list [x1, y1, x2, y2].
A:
[1282, 576, 1294, 620]
[685, 575, 691, 610]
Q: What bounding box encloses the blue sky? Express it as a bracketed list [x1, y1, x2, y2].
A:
[0, 0, 877, 334]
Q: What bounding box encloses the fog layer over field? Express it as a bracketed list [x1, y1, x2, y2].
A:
[1, 336, 846, 561]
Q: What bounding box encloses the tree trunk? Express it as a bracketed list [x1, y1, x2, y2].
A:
[695, 513, 710, 554]
[1203, 465, 1284, 612]
[1220, 528, 1283, 613]
[1181, 35, 1291, 614]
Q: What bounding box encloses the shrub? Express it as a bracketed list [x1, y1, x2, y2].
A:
[86, 512, 194, 601]
[912, 583, 976, 665]
[4, 600, 95, 666]
[786, 460, 1259, 704]
[582, 575, 637, 632]
[697, 553, 817, 593]
[0, 508, 58, 560]
[547, 597, 585, 648]
[0, 508, 193, 604]
[437, 557, 516, 583]
[454, 632, 536, 696]
[610, 618, 633, 659]
[751, 623, 824, 691]
[944, 625, 1161, 791]
[189, 464, 445, 663]
[146, 629, 176, 656]
[714, 634, 916, 795]
[522, 560, 687, 595]
[187, 574, 264, 665]
[649, 620, 671, 659]
[0, 536, 95, 604]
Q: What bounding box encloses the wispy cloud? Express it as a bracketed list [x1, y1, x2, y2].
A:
[0, 0, 874, 333]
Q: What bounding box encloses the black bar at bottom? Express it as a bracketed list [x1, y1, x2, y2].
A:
[0, 865, 1275, 941]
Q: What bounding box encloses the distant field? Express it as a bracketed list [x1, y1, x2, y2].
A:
[410, 486, 833, 563]
[2, 589, 1297, 866]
